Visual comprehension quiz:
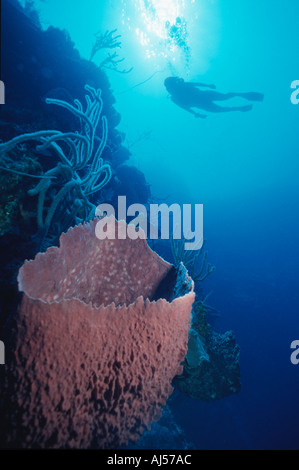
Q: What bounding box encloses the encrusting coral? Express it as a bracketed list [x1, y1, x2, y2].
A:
[170, 235, 240, 401]
[0, 152, 42, 236]
[174, 329, 240, 401]
[0, 217, 195, 449]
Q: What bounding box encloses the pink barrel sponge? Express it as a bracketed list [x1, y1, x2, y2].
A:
[3, 218, 194, 448]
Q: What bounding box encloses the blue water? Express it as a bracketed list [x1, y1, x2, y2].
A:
[4, 0, 299, 449]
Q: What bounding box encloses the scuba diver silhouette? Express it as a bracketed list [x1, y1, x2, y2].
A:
[164, 77, 264, 118]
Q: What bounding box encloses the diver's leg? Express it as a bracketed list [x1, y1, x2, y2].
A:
[211, 91, 264, 102]
[199, 90, 237, 101]
[205, 102, 253, 113]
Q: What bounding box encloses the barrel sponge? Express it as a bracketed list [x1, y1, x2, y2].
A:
[2, 218, 194, 448]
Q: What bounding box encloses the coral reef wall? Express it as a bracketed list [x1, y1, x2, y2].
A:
[0, 0, 149, 329]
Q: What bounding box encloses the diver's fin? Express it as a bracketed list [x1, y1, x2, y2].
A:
[239, 104, 253, 112]
[239, 92, 264, 102]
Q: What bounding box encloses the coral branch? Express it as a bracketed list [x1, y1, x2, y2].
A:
[171, 235, 215, 284]
[0, 85, 112, 248]
[90, 28, 133, 74]
[90, 29, 122, 61]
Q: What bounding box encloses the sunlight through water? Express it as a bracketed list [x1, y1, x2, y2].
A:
[121, 0, 197, 68]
